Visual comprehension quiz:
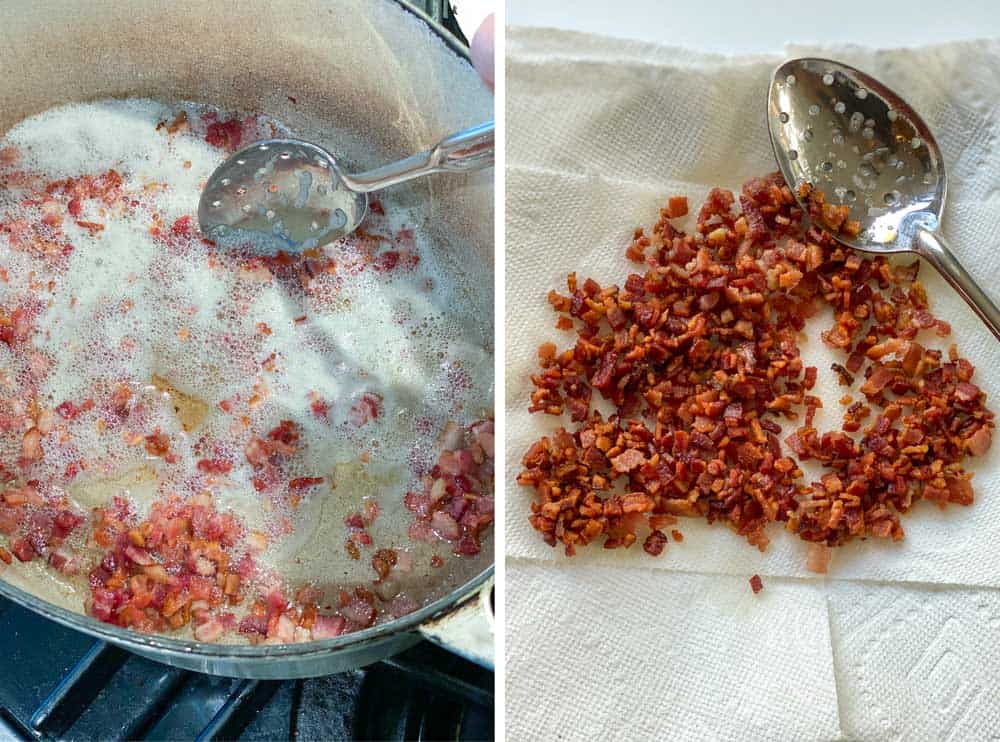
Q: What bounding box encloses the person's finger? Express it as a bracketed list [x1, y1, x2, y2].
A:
[470, 13, 494, 91]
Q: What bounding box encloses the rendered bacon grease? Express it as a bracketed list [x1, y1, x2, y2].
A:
[0, 100, 493, 642]
[518, 173, 994, 570]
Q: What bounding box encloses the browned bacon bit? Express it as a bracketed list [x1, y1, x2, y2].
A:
[371, 548, 397, 582]
[749, 574, 764, 594]
[643, 530, 668, 556]
[798, 182, 861, 238]
[831, 363, 854, 387]
[519, 172, 995, 563]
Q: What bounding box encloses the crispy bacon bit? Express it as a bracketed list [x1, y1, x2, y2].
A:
[749, 574, 764, 594]
[830, 363, 854, 387]
[519, 172, 995, 565]
[643, 530, 668, 556]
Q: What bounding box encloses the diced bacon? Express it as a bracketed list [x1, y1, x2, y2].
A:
[20, 428, 43, 462]
[966, 427, 992, 457]
[349, 393, 382, 426]
[197, 458, 232, 475]
[239, 614, 268, 635]
[311, 614, 347, 639]
[244, 437, 270, 467]
[11, 538, 34, 562]
[204, 119, 242, 150]
[341, 598, 376, 627]
[408, 520, 435, 542]
[288, 477, 324, 491]
[194, 618, 224, 642]
[125, 545, 155, 566]
[389, 594, 419, 618]
[430, 511, 461, 541]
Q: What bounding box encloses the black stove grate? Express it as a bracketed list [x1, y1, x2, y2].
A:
[0, 597, 492, 741]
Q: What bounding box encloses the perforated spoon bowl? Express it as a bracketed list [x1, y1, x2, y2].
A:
[768, 58, 1000, 339]
[198, 120, 493, 253]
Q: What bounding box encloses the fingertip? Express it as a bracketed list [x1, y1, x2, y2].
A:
[470, 13, 495, 91]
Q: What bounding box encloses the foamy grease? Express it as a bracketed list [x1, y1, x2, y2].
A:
[0, 99, 492, 615]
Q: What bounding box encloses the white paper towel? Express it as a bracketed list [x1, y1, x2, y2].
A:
[828, 580, 1000, 741]
[506, 27, 1000, 740]
[506, 560, 841, 742]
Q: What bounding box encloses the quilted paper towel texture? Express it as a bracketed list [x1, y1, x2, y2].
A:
[829, 581, 1000, 741]
[506, 561, 841, 742]
[506, 34, 1000, 587]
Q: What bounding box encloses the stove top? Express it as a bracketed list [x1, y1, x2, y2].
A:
[0, 597, 493, 741]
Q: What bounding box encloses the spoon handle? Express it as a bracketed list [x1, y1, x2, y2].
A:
[341, 121, 494, 193]
[914, 228, 1000, 341]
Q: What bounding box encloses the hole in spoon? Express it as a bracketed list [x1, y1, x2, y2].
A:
[833, 101, 846, 114]
[786, 74, 797, 86]
[788, 149, 798, 161]
[855, 88, 868, 99]
[779, 112, 789, 123]
[823, 73, 834, 85]
[884, 190, 900, 206]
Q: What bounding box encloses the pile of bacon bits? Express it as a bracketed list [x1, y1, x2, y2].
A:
[517, 172, 994, 568]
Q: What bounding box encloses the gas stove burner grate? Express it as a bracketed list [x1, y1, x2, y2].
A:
[0, 598, 492, 741]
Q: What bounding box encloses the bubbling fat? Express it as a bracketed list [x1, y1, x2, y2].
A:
[0, 100, 493, 639]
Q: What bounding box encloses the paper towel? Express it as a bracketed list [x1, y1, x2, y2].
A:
[505, 34, 1000, 587]
[506, 27, 1000, 741]
[828, 580, 1000, 741]
[506, 560, 841, 742]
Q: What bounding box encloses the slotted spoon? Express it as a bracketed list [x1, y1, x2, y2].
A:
[198, 120, 493, 253]
[768, 58, 1000, 340]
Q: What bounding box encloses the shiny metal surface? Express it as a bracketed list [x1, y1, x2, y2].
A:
[199, 121, 494, 253]
[768, 58, 1000, 339]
